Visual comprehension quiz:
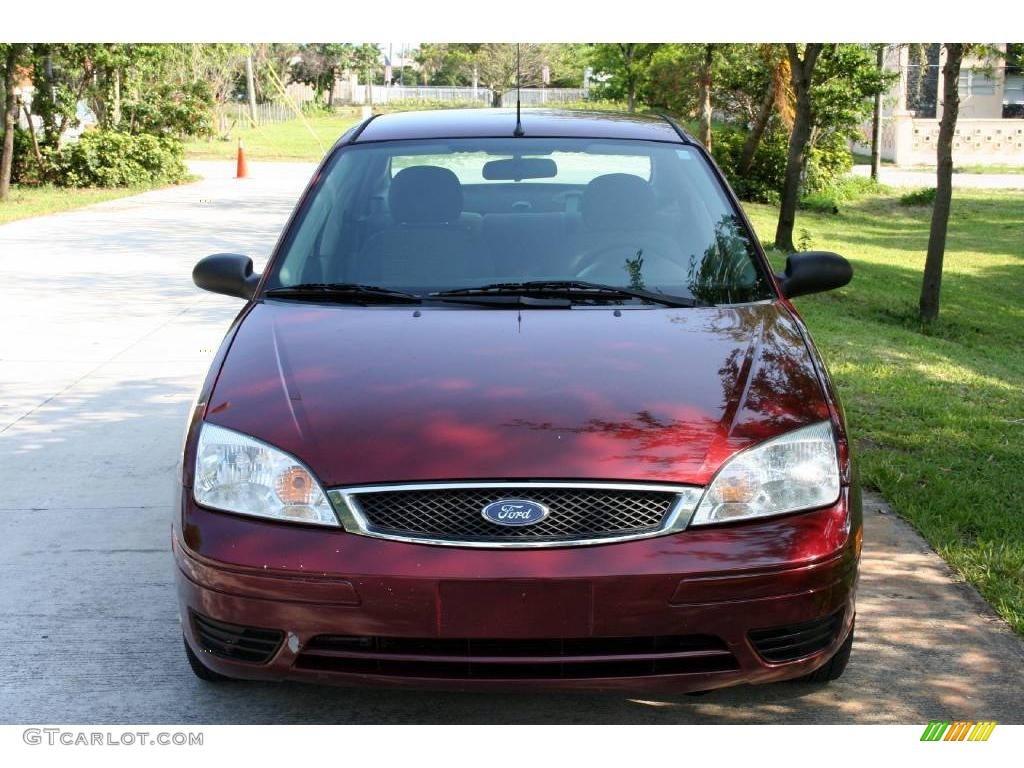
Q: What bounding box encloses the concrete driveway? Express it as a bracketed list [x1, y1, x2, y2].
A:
[1, 161, 1022, 724]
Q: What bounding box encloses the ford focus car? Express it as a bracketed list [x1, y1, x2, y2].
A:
[175, 108, 860, 693]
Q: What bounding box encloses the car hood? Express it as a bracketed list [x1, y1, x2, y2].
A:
[205, 301, 830, 488]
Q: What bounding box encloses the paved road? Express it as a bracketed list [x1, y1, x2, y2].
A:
[850, 165, 1024, 189]
[2, 161, 1022, 724]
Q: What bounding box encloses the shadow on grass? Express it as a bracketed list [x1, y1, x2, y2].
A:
[770, 192, 1024, 636]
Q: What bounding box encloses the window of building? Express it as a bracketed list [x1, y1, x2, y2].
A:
[959, 69, 996, 97]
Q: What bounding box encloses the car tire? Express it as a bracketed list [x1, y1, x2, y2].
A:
[800, 623, 853, 683]
[183, 635, 231, 683]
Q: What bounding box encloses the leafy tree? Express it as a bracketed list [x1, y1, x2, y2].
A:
[246, 44, 298, 103]
[774, 44, 889, 251]
[290, 43, 381, 104]
[738, 45, 793, 175]
[919, 44, 967, 323]
[413, 43, 584, 94]
[1, 44, 29, 201]
[161, 44, 248, 135]
[542, 43, 589, 87]
[1007, 43, 1024, 69]
[289, 44, 349, 103]
[28, 44, 99, 150]
[441, 44, 548, 107]
[350, 44, 382, 87]
[774, 43, 825, 253]
[809, 44, 891, 145]
[697, 44, 715, 148]
[587, 43, 660, 111]
[869, 44, 885, 180]
[642, 44, 701, 116]
[413, 43, 453, 85]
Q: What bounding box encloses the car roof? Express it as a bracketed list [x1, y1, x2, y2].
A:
[351, 108, 690, 144]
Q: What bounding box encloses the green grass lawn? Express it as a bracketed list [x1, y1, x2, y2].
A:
[184, 113, 360, 162]
[744, 189, 1024, 634]
[0, 184, 173, 225]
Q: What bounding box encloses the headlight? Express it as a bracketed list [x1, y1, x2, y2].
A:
[193, 422, 338, 526]
[689, 421, 840, 526]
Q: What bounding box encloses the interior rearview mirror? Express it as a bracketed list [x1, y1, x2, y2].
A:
[482, 157, 558, 181]
[776, 251, 853, 299]
[192, 253, 260, 300]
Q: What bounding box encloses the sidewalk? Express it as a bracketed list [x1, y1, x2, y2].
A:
[851, 165, 1024, 189]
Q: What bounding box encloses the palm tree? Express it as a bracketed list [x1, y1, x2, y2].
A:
[739, 44, 794, 176]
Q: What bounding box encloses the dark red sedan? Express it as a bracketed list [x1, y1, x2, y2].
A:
[176, 108, 860, 693]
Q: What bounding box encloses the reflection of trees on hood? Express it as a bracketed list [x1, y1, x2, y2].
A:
[505, 410, 718, 470]
[687, 214, 770, 305]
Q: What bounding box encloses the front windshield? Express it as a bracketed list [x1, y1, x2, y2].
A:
[268, 137, 773, 305]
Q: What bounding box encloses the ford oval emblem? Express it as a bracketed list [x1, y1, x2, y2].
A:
[481, 499, 550, 527]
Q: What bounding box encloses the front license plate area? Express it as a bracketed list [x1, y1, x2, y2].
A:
[439, 580, 593, 638]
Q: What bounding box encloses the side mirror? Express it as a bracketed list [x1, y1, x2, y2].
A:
[192, 253, 260, 300]
[776, 251, 852, 299]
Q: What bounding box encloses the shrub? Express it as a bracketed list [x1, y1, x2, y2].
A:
[54, 130, 188, 188]
[301, 100, 335, 116]
[799, 175, 886, 214]
[711, 126, 787, 205]
[4, 127, 43, 185]
[121, 81, 215, 139]
[712, 125, 856, 205]
[799, 191, 841, 214]
[900, 187, 937, 206]
[804, 131, 854, 193]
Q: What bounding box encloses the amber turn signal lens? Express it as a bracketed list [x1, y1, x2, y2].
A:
[275, 466, 315, 504]
[715, 475, 755, 503]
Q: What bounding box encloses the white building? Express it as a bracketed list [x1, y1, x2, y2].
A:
[854, 44, 1024, 166]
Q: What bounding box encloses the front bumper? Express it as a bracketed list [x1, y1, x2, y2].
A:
[174, 487, 860, 693]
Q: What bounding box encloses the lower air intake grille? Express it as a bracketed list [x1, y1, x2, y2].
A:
[348, 485, 681, 544]
[191, 612, 283, 665]
[748, 610, 844, 663]
[295, 634, 738, 679]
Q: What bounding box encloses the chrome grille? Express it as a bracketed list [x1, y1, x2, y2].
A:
[329, 483, 700, 547]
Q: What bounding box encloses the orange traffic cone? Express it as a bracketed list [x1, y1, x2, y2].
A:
[236, 139, 248, 179]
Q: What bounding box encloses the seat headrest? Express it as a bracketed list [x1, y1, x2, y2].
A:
[582, 173, 655, 230]
[389, 166, 463, 224]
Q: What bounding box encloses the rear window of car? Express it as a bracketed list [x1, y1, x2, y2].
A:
[391, 149, 652, 185]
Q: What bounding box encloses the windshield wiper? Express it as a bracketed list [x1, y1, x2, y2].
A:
[430, 280, 707, 308]
[264, 283, 422, 304]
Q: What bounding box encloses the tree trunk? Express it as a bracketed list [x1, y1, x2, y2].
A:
[698, 44, 714, 149]
[622, 44, 636, 113]
[246, 53, 258, 125]
[112, 68, 122, 128]
[919, 44, 965, 323]
[22, 101, 45, 178]
[870, 44, 884, 181]
[1, 45, 26, 202]
[774, 44, 823, 253]
[739, 82, 776, 175]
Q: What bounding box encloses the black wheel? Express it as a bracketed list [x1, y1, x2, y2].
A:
[183, 635, 231, 683]
[800, 623, 854, 683]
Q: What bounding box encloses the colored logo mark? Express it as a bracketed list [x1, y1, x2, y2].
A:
[920, 721, 996, 741]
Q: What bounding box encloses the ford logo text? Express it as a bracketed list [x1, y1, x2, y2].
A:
[481, 499, 550, 527]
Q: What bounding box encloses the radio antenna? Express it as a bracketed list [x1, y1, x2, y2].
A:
[514, 43, 524, 137]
